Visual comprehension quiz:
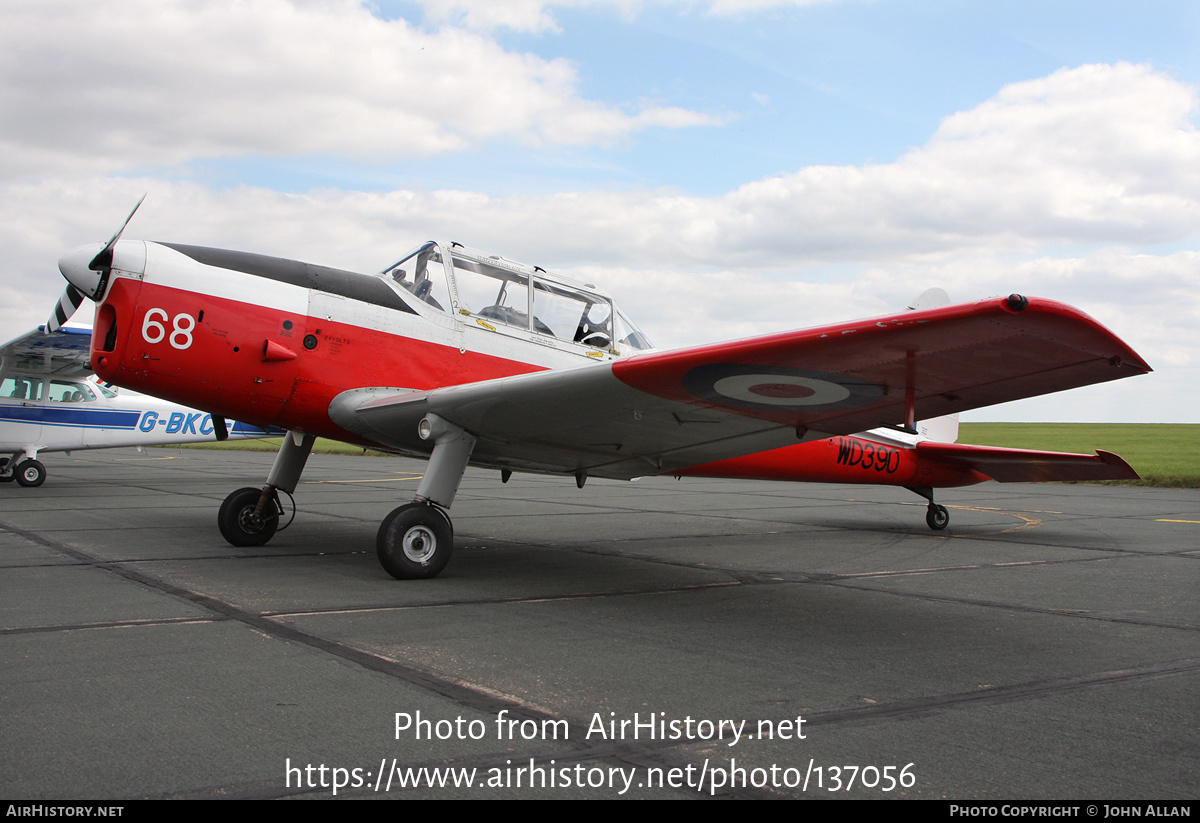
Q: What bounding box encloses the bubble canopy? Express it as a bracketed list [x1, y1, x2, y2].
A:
[381, 242, 653, 354]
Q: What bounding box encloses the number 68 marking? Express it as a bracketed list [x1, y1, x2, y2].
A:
[142, 308, 195, 349]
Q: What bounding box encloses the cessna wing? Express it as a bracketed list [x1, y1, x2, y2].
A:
[0, 325, 93, 378]
[331, 294, 1150, 480]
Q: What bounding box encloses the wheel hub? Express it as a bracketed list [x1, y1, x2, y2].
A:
[402, 525, 437, 563]
[237, 507, 266, 533]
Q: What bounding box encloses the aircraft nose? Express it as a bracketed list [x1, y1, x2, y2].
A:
[58, 243, 105, 298]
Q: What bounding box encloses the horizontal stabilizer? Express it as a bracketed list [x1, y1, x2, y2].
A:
[916, 441, 1139, 483]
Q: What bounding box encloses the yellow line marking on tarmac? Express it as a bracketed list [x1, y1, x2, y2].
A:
[946, 506, 1044, 535]
[902, 503, 1045, 537]
[305, 473, 424, 484]
[902, 501, 1062, 516]
[1157, 519, 1200, 524]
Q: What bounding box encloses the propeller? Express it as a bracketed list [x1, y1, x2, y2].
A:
[46, 194, 146, 334]
[46, 283, 86, 334]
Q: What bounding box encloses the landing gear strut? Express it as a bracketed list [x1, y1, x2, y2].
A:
[218, 432, 313, 547]
[216, 419, 474, 581]
[1, 451, 46, 487]
[376, 413, 476, 580]
[908, 486, 950, 531]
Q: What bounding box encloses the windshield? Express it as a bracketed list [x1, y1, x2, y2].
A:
[381, 242, 452, 313]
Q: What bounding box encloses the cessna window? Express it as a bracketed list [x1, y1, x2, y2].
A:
[48, 380, 97, 403]
[381, 242, 452, 314]
[2, 376, 43, 401]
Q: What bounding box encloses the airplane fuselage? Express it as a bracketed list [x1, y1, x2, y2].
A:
[83, 240, 982, 490]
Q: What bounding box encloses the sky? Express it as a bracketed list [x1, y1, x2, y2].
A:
[2, 0, 1197, 423]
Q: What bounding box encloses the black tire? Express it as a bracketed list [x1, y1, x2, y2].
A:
[377, 503, 453, 580]
[0, 458, 12, 483]
[926, 503, 949, 531]
[218, 486, 279, 546]
[15, 459, 46, 488]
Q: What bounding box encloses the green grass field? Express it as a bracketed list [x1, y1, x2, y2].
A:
[173, 437, 383, 456]
[168, 423, 1199, 488]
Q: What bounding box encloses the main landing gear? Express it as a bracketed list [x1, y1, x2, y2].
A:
[377, 502, 454, 579]
[218, 432, 312, 547]
[217, 416, 476, 581]
[218, 486, 282, 546]
[1, 453, 47, 487]
[375, 414, 475, 580]
[908, 486, 950, 531]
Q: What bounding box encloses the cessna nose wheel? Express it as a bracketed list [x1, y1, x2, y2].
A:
[16, 459, 46, 487]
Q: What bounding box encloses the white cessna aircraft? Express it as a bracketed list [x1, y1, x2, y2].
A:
[0, 324, 280, 486]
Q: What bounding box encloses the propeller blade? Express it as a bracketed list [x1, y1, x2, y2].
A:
[89, 193, 146, 272]
[44, 285, 86, 334]
[52, 194, 148, 328]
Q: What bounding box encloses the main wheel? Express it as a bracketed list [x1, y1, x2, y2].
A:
[0, 458, 12, 483]
[926, 503, 949, 530]
[218, 487, 279, 546]
[377, 503, 453, 580]
[15, 459, 46, 488]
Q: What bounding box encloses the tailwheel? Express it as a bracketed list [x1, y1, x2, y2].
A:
[218, 486, 280, 546]
[377, 502, 453, 580]
[15, 459, 46, 488]
[926, 503, 950, 531]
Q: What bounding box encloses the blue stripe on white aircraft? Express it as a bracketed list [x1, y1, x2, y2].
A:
[0, 324, 281, 486]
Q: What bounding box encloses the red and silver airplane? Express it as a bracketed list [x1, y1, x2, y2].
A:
[47, 202, 1150, 579]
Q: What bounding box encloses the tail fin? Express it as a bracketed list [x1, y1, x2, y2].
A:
[906, 287, 950, 312]
[918, 414, 960, 443]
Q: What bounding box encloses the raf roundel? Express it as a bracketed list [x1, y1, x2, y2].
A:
[682, 364, 884, 412]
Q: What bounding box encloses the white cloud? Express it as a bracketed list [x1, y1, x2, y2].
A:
[0, 0, 719, 180]
[10, 64, 1197, 271]
[4, 63, 1197, 421]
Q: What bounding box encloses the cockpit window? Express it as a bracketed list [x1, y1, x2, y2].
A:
[450, 249, 628, 349]
[533, 279, 612, 348]
[48, 380, 96, 402]
[451, 253, 538, 331]
[385, 242, 654, 353]
[381, 242, 453, 314]
[2, 376, 43, 401]
[613, 307, 652, 350]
